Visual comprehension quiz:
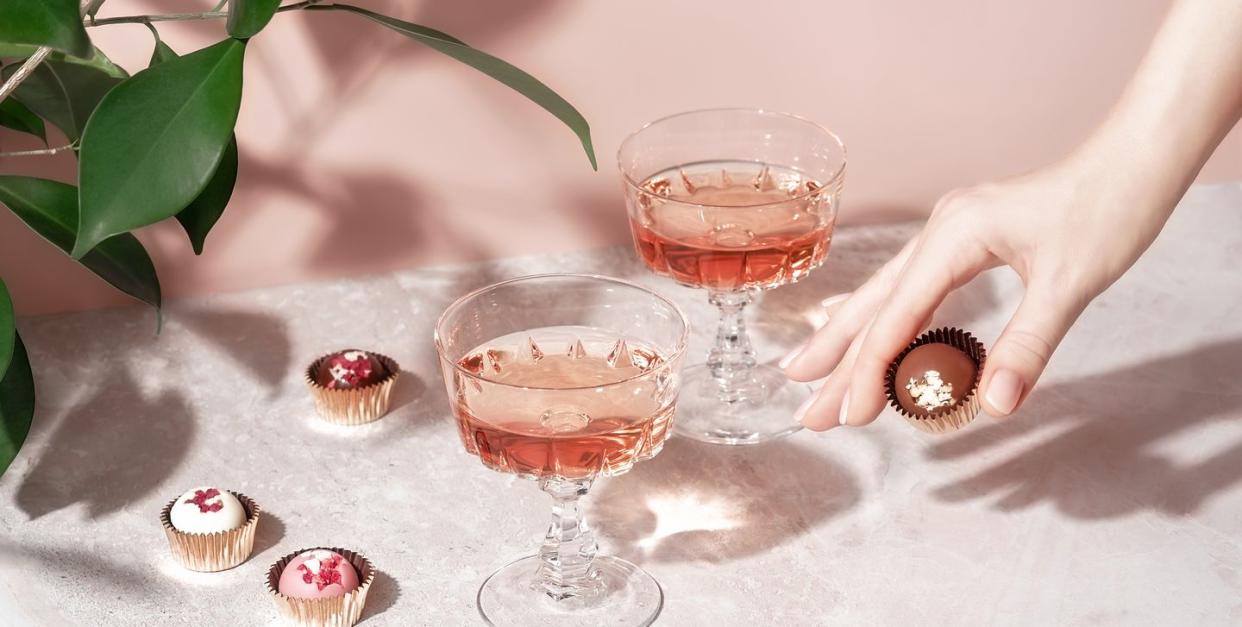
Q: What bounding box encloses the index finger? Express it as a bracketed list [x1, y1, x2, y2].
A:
[841, 234, 994, 426]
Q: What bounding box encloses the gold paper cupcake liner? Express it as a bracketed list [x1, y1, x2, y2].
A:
[885, 327, 986, 434]
[305, 352, 399, 425]
[160, 491, 260, 572]
[266, 547, 375, 627]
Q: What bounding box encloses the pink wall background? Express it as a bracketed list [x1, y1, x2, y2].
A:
[1, 0, 1239, 315]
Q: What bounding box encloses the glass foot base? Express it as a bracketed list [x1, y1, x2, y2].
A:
[478, 555, 662, 626]
[672, 363, 808, 445]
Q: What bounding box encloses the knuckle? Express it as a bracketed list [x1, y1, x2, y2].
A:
[1000, 328, 1056, 369]
[928, 201, 979, 236]
[932, 187, 971, 213]
[931, 186, 991, 220]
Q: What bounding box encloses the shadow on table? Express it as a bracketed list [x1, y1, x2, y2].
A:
[360, 569, 402, 624]
[377, 371, 447, 435]
[176, 307, 293, 393]
[928, 338, 1242, 518]
[252, 511, 287, 562]
[16, 365, 195, 520]
[0, 539, 157, 597]
[592, 438, 861, 564]
[389, 371, 429, 415]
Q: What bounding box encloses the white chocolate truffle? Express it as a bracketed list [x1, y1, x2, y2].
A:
[169, 487, 246, 534]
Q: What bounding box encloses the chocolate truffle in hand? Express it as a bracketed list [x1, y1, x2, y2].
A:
[317, 350, 389, 389]
[894, 342, 978, 416]
[278, 550, 360, 599]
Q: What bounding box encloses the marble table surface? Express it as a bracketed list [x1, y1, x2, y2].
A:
[1, 183, 1240, 626]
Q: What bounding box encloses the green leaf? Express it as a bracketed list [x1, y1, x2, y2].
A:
[150, 40, 177, 66]
[0, 279, 13, 381]
[0, 176, 161, 310]
[0, 98, 46, 143]
[307, 4, 597, 170]
[2, 59, 123, 142]
[61, 46, 129, 79]
[0, 333, 35, 478]
[0, 0, 91, 58]
[148, 41, 238, 255]
[177, 137, 237, 255]
[0, 43, 40, 59]
[227, 0, 282, 40]
[0, 44, 129, 79]
[75, 39, 246, 258]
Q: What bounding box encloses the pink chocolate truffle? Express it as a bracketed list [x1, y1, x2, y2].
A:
[277, 550, 360, 599]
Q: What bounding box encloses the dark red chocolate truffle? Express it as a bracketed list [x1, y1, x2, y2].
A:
[316, 349, 389, 389]
[894, 342, 977, 416]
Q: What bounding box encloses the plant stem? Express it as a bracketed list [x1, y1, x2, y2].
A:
[87, 10, 226, 25]
[1, 1, 99, 105]
[1, 0, 323, 127]
[84, 0, 108, 23]
[0, 47, 51, 103]
[0, 143, 77, 158]
[86, 0, 327, 27]
[0, 143, 77, 157]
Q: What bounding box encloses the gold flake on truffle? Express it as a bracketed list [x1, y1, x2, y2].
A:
[905, 370, 955, 411]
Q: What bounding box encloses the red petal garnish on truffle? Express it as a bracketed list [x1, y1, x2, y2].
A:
[295, 554, 347, 591]
[319, 350, 386, 389]
[185, 488, 224, 513]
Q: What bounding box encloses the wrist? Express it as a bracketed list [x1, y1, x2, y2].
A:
[1061, 130, 1182, 221]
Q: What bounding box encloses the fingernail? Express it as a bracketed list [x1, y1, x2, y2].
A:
[779, 340, 808, 370]
[821, 293, 849, 308]
[985, 369, 1023, 415]
[794, 394, 817, 424]
[838, 390, 851, 426]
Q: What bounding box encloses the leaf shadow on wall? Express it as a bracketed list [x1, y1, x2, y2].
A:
[208, 152, 445, 285]
[276, 0, 571, 155]
[126, 0, 601, 289]
[591, 438, 861, 564]
[15, 364, 194, 520]
[272, 0, 591, 279]
[928, 338, 1242, 519]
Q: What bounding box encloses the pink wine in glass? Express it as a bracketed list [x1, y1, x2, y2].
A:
[629, 160, 834, 291]
[453, 326, 674, 481]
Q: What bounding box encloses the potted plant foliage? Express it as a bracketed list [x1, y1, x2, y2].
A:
[0, 0, 596, 476]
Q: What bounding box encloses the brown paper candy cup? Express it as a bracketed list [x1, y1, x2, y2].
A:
[885, 327, 986, 434]
[266, 547, 375, 627]
[305, 352, 399, 425]
[160, 491, 260, 572]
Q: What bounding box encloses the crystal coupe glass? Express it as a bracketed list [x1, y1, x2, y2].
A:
[435, 274, 688, 626]
[618, 108, 846, 445]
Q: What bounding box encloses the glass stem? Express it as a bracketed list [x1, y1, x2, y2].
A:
[537, 477, 601, 600]
[707, 289, 758, 402]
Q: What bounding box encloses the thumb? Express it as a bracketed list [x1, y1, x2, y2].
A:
[981, 282, 1087, 417]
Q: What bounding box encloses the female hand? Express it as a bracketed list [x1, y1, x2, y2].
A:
[781, 156, 1176, 431]
[782, 0, 1242, 432]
